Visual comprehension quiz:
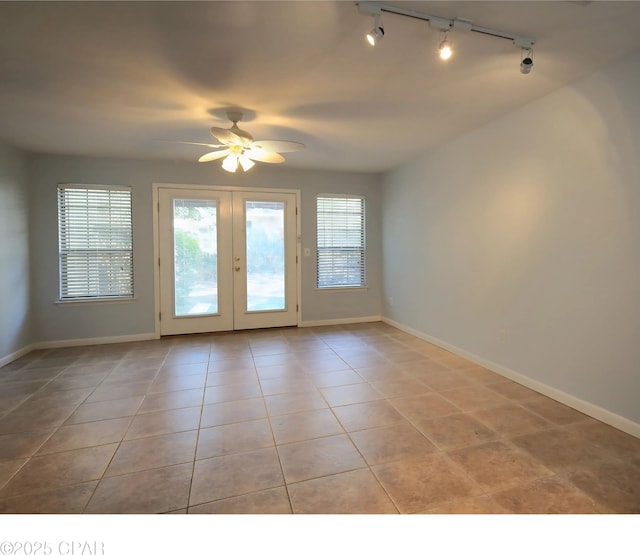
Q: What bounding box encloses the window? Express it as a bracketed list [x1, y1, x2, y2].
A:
[316, 194, 365, 288]
[57, 184, 133, 300]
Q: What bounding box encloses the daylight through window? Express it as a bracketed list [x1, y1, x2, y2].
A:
[57, 185, 133, 300]
[316, 194, 365, 288]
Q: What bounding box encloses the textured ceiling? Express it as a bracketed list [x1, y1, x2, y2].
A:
[1, 1, 640, 172]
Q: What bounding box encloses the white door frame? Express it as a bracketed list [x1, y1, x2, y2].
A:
[152, 183, 302, 338]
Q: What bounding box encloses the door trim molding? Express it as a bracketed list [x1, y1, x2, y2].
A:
[152, 183, 302, 337]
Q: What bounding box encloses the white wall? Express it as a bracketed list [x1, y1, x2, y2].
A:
[28, 155, 382, 343]
[382, 51, 640, 427]
[0, 142, 31, 362]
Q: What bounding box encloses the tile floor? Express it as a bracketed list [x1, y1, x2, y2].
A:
[0, 322, 639, 514]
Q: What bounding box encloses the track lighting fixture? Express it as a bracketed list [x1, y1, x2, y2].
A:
[366, 14, 384, 46]
[357, 2, 537, 73]
[438, 32, 452, 61]
[520, 49, 534, 74]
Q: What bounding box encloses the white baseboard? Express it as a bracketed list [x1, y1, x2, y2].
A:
[0, 344, 35, 368]
[33, 333, 158, 350]
[382, 317, 640, 439]
[300, 315, 382, 328]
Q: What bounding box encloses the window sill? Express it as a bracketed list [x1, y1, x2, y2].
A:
[315, 286, 369, 292]
[55, 297, 137, 306]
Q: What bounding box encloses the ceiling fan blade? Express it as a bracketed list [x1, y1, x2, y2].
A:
[211, 127, 253, 146]
[245, 150, 285, 164]
[251, 140, 306, 153]
[210, 127, 241, 145]
[198, 149, 231, 162]
[156, 140, 226, 149]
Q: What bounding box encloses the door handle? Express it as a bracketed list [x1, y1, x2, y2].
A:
[235, 266, 241, 272]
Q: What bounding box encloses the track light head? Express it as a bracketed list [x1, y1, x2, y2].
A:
[520, 49, 533, 74]
[438, 33, 452, 61]
[366, 14, 384, 46]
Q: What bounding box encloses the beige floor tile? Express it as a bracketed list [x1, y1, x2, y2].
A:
[0, 481, 98, 514]
[39, 373, 107, 392]
[338, 351, 389, 369]
[0, 459, 27, 489]
[520, 396, 589, 426]
[491, 476, 603, 514]
[512, 429, 611, 473]
[38, 417, 132, 454]
[86, 381, 150, 403]
[66, 396, 144, 425]
[189, 447, 284, 506]
[138, 388, 205, 414]
[156, 361, 208, 377]
[259, 377, 316, 396]
[350, 422, 436, 465]
[197, 419, 274, 459]
[372, 453, 484, 513]
[566, 419, 640, 462]
[411, 367, 476, 392]
[320, 383, 384, 407]
[264, 391, 328, 416]
[86, 463, 193, 514]
[414, 413, 498, 450]
[455, 365, 509, 384]
[289, 468, 397, 514]
[0, 444, 118, 498]
[21, 388, 96, 411]
[308, 370, 364, 388]
[206, 369, 258, 387]
[189, 487, 292, 514]
[3, 323, 639, 515]
[447, 440, 554, 491]
[208, 357, 256, 373]
[299, 357, 351, 374]
[277, 434, 366, 483]
[270, 409, 343, 444]
[390, 393, 460, 421]
[355, 365, 406, 382]
[124, 406, 201, 440]
[423, 495, 510, 514]
[203, 382, 262, 404]
[0, 430, 54, 461]
[566, 459, 640, 513]
[333, 400, 406, 432]
[200, 397, 267, 427]
[105, 430, 198, 476]
[370, 377, 432, 398]
[253, 353, 300, 368]
[147, 373, 208, 395]
[102, 367, 159, 385]
[484, 381, 542, 401]
[439, 385, 509, 411]
[472, 403, 552, 438]
[0, 403, 79, 434]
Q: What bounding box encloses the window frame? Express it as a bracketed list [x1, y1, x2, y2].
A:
[316, 193, 366, 290]
[57, 184, 134, 302]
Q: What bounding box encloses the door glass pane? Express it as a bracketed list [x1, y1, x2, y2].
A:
[245, 200, 286, 311]
[173, 198, 218, 316]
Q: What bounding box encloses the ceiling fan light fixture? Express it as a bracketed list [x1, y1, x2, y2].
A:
[366, 14, 384, 46]
[221, 153, 239, 173]
[239, 155, 255, 172]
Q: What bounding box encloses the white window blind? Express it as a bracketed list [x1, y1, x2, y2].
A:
[316, 194, 365, 288]
[57, 185, 133, 300]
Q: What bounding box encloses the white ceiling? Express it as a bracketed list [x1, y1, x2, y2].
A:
[1, 1, 639, 173]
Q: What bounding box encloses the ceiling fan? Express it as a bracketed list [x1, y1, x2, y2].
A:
[176, 111, 305, 173]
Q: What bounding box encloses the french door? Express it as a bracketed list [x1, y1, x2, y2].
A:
[158, 187, 298, 335]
